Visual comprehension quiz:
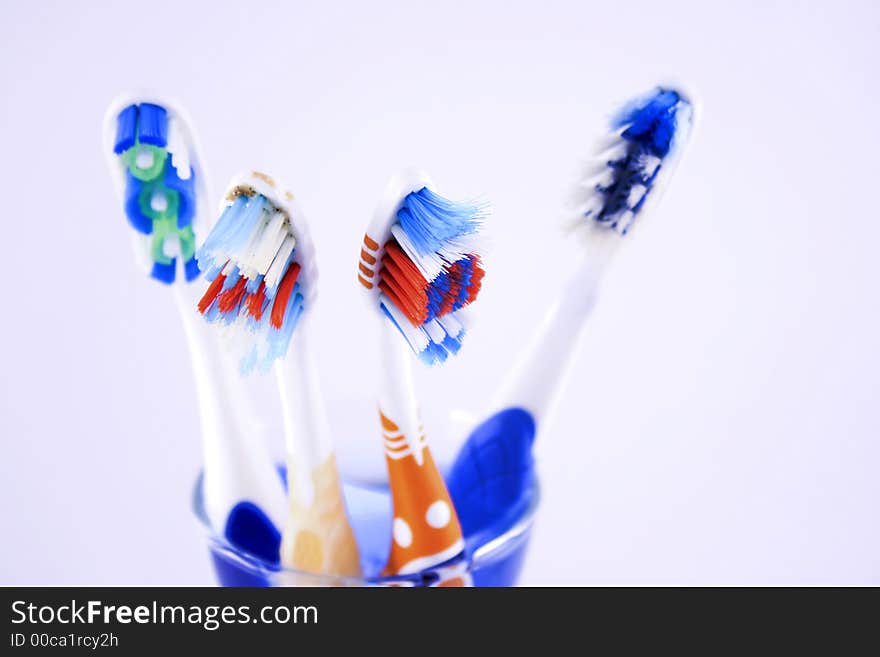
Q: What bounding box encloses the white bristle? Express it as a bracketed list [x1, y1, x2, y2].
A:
[379, 294, 429, 353]
[242, 211, 290, 280]
[264, 233, 296, 290]
[238, 209, 273, 279]
[424, 320, 446, 344]
[436, 312, 464, 339]
[627, 184, 647, 208]
[390, 224, 440, 281]
[641, 154, 662, 178]
[390, 224, 481, 283]
[251, 212, 288, 273]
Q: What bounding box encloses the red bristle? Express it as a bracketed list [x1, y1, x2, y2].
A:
[438, 260, 464, 317]
[380, 253, 425, 300]
[270, 262, 301, 329]
[245, 281, 267, 320]
[380, 240, 430, 325]
[198, 272, 227, 314]
[384, 241, 429, 293]
[380, 257, 429, 320]
[379, 280, 423, 327]
[217, 276, 248, 313]
[466, 256, 485, 303]
[379, 275, 426, 326]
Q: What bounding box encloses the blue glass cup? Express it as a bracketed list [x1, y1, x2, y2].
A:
[193, 408, 540, 586]
[193, 476, 538, 587]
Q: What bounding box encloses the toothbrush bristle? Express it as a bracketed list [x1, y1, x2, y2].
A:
[365, 187, 485, 366]
[575, 87, 693, 235]
[196, 191, 305, 373]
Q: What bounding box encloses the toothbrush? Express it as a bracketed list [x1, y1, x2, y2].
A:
[358, 169, 486, 579]
[197, 171, 362, 578]
[487, 86, 695, 437]
[103, 98, 288, 563]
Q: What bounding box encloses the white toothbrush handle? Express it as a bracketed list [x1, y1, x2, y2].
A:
[378, 321, 424, 455]
[172, 284, 287, 533]
[275, 319, 361, 576]
[488, 256, 604, 429]
[275, 319, 336, 501]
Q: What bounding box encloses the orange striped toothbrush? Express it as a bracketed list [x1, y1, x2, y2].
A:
[358, 169, 486, 582]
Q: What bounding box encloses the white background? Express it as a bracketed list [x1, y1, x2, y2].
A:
[1, 0, 878, 585]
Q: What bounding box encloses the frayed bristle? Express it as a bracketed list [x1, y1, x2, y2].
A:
[369, 186, 485, 364]
[571, 87, 693, 236]
[196, 191, 306, 373]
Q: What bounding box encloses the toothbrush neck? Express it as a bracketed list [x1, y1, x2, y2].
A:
[377, 321, 426, 464]
[276, 319, 335, 507]
[487, 246, 614, 429]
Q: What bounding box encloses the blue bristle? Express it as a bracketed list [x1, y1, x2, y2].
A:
[430, 341, 449, 363]
[163, 162, 196, 228]
[442, 332, 462, 355]
[418, 341, 448, 366]
[588, 87, 691, 234]
[196, 195, 248, 272]
[225, 195, 268, 256]
[184, 256, 200, 282]
[221, 267, 240, 291]
[240, 346, 258, 375]
[380, 303, 409, 341]
[114, 104, 138, 154]
[203, 302, 222, 323]
[611, 88, 682, 156]
[593, 146, 663, 233]
[425, 270, 450, 321]
[220, 304, 241, 325]
[416, 349, 436, 366]
[261, 286, 304, 370]
[150, 259, 176, 284]
[245, 295, 271, 332]
[204, 263, 223, 282]
[453, 257, 473, 310]
[136, 103, 168, 148]
[397, 187, 480, 256]
[246, 274, 264, 294]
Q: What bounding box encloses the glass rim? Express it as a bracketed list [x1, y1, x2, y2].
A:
[192, 473, 540, 586]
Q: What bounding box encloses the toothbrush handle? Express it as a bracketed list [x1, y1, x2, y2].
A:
[171, 284, 287, 533]
[488, 258, 601, 430]
[276, 321, 361, 577]
[378, 321, 465, 576]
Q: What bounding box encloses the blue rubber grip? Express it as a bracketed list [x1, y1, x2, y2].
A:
[447, 407, 537, 537]
[136, 103, 168, 148]
[114, 104, 138, 154]
[224, 502, 282, 567]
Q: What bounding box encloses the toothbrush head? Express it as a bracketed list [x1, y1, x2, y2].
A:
[196, 171, 317, 373]
[103, 96, 206, 284]
[571, 86, 694, 237]
[359, 169, 486, 366]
